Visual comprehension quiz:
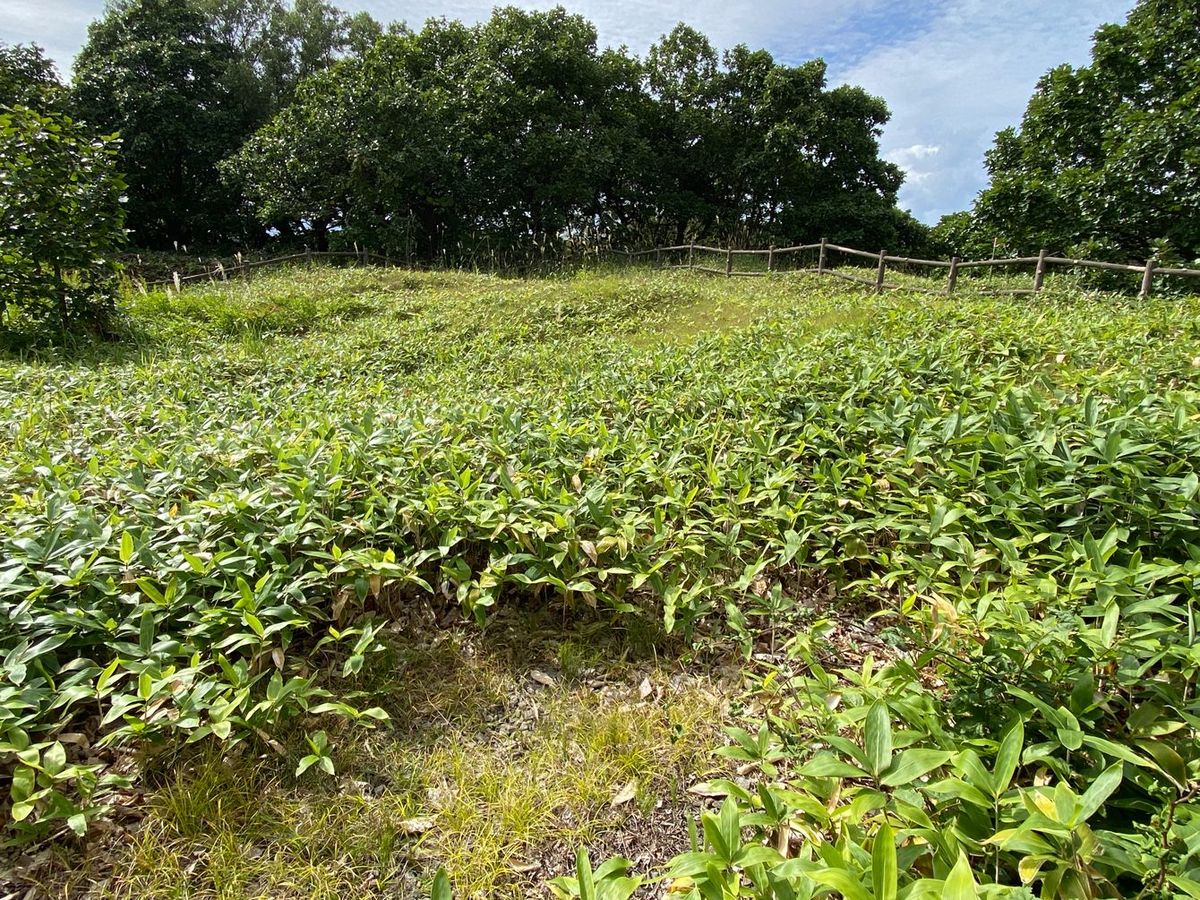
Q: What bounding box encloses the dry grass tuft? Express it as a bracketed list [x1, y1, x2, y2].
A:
[25, 620, 727, 900]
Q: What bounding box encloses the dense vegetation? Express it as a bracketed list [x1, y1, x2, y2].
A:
[224, 12, 922, 258]
[0, 45, 127, 332]
[8, 0, 921, 262]
[1, 266, 1198, 895]
[934, 0, 1200, 265]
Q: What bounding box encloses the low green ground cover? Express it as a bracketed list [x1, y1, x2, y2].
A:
[2, 267, 1199, 896]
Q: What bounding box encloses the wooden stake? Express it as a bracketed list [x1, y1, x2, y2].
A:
[726, 246, 733, 278]
[688, 242, 695, 269]
[1034, 248, 1048, 291]
[947, 256, 960, 294]
[875, 250, 887, 294]
[818, 238, 827, 274]
[306, 247, 313, 267]
[1140, 259, 1156, 299]
[767, 244, 775, 273]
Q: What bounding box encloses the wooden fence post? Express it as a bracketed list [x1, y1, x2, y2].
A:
[306, 247, 313, 267]
[947, 256, 960, 294]
[688, 243, 695, 269]
[1140, 259, 1157, 299]
[1034, 248, 1048, 292]
[767, 244, 775, 273]
[726, 246, 733, 278]
[875, 250, 887, 294]
[818, 238, 827, 275]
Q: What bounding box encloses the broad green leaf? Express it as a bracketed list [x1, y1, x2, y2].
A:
[809, 868, 872, 900]
[941, 851, 976, 899]
[872, 820, 897, 900]
[430, 867, 451, 900]
[1076, 763, 1122, 823]
[576, 847, 595, 900]
[865, 702, 893, 778]
[881, 749, 952, 787]
[993, 717, 1024, 797]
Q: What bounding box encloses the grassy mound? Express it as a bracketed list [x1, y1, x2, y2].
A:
[2, 267, 1199, 895]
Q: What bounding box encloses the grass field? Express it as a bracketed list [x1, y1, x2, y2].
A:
[2, 267, 1200, 898]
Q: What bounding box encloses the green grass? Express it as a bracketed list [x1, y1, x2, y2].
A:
[3, 266, 1200, 896]
[24, 618, 722, 899]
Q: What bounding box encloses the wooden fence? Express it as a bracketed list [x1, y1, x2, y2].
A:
[615, 239, 1200, 299]
[143, 240, 1200, 299]
[140, 248, 387, 291]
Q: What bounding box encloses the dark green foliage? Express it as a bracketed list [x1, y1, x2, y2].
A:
[52, 1, 922, 256]
[0, 44, 126, 336]
[71, 0, 268, 249]
[225, 7, 924, 259]
[636, 26, 919, 250]
[965, 0, 1200, 261]
[0, 43, 66, 112]
[198, 0, 382, 112]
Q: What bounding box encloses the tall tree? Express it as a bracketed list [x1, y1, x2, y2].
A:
[226, 6, 925, 258]
[642, 28, 913, 248]
[72, 0, 265, 249]
[969, 0, 1200, 261]
[198, 0, 382, 111]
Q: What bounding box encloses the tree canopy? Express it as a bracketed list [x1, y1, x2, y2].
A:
[70, 0, 381, 250]
[8, 0, 926, 256]
[940, 0, 1200, 263]
[71, 0, 263, 248]
[225, 9, 924, 259]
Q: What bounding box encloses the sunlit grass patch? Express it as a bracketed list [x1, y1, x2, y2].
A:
[5, 266, 1200, 897]
[62, 622, 724, 900]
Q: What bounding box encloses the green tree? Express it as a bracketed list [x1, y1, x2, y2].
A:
[0, 42, 66, 111]
[640, 28, 914, 250]
[227, 6, 926, 258]
[227, 7, 643, 258]
[928, 210, 992, 259]
[199, 0, 382, 110]
[72, 0, 265, 249]
[0, 106, 126, 332]
[972, 0, 1200, 260]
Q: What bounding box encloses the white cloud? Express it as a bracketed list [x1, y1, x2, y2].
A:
[0, 0, 98, 78]
[887, 144, 940, 188]
[836, 0, 1132, 223]
[890, 144, 940, 163]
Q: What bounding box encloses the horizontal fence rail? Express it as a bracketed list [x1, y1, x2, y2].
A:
[141, 238, 1200, 299]
[620, 238, 1200, 299]
[139, 248, 388, 290]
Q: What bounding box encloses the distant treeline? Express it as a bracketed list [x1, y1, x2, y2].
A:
[3, 0, 928, 259]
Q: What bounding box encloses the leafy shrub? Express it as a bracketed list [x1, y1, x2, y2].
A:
[0, 104, 126, 336]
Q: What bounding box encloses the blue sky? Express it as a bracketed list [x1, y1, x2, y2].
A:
[2, 0, 1132, 223]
